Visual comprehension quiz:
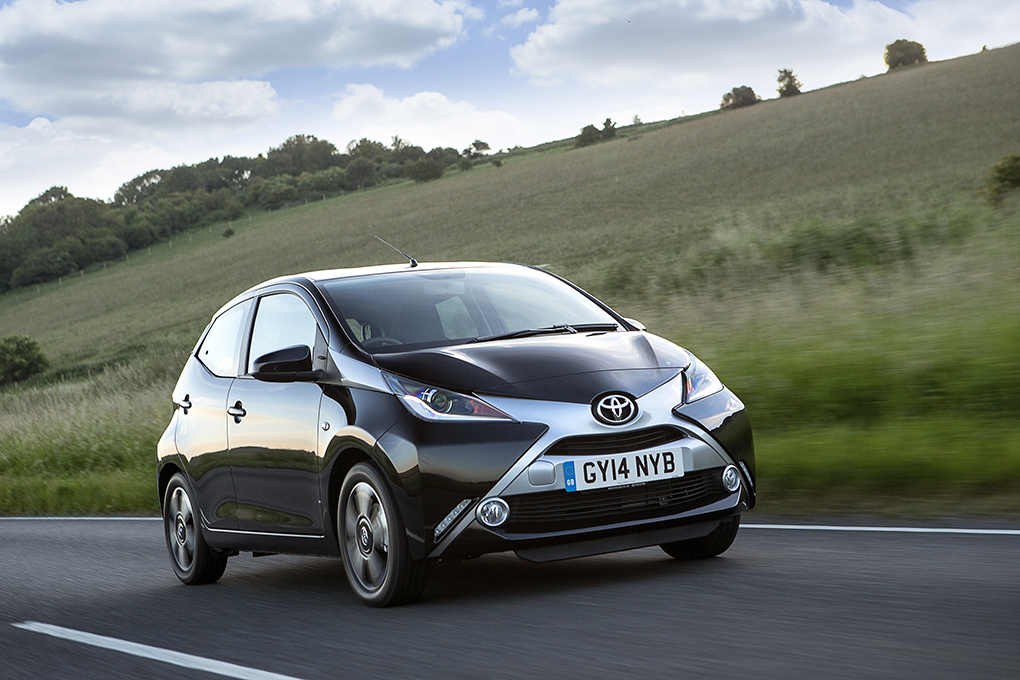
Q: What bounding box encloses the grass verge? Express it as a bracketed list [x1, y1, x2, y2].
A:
[0, 473, 157, 516]
[754, 418, 1020, 517]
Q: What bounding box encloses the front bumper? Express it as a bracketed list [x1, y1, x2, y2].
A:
[428, 376, 754, 561]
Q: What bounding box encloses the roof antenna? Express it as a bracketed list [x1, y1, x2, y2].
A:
[374, 235, 418, 268]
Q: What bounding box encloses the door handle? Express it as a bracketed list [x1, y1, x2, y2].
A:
[227, 401, 247, 423]
[175, 394, 192, 413]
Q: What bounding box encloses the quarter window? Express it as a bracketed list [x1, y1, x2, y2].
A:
[197, 301, 250, 378]
[247, 294, 318, 374]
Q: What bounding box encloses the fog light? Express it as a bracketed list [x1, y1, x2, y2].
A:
[476, 498, 510, 527]
[722, 465, 740, 492]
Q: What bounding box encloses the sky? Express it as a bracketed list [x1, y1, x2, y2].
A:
[0, 0, 1017, 218]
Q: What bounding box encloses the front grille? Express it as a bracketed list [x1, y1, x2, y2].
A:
[503, 467, 726, 534]
[543, 426, 686, 458]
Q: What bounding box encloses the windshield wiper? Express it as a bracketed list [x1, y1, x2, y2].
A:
[469, 323, 619, 344]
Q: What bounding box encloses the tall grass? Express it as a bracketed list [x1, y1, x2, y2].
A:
[0, 355, 178, 514]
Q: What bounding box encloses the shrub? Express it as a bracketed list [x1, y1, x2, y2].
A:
[457, 158, 474, 172]
[259, 177, 298, 209]
[576, 124, 601, 147]
[9, 247, 77, 288]
[298, 167, 346, 194]
[720, 86, 760, 109]
[222, 227, 235, 238]
[0, 336, 49, 385]
[119, 220, 158, 249]
[987, 152, 1020, 203]
[404, 158, 445, 182]
[885, 39, 927, 70]
[379, 162, 403, 179]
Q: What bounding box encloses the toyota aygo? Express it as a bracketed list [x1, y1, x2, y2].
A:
[157, 261, 755, 606]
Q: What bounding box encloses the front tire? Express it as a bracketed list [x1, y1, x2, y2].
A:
[660, 516, 740, 560]
[338, 462, 429, 606]
[163, 473, 227, 585]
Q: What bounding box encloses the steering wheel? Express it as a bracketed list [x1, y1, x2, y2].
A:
[362, 337, 403, 348]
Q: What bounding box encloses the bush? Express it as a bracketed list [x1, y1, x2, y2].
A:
[297, 167, 346, 194]
[987, 152, 1020, 203]
[9, 247, 77, 288]
[602, 118, 617, 139]
[222, 227, 235, 238]
[885, 39, 927, 70]
[0, 336, 49, 385]
[721, 86, 760, 109]
[379, 162, 403, 179]
[576, 124, 601, 147]
[119, 220, 158, 249]
[259, 178, 298, 210]
[405, 158, 445, 182]
[458, 158, 474, 172]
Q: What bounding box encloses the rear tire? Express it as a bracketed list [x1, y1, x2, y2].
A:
[338, 462, 429, 606]
[163, 473, 228, 584]
[660, 516, 740, 560]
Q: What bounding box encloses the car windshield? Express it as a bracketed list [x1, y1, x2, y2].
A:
[319, 266, 621, 353]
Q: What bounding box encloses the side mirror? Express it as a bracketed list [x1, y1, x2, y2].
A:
[623, 317, 647, 331]
[251, 345, 324, 383]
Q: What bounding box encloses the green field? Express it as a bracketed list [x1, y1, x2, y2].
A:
[1, 44, 1018, 515]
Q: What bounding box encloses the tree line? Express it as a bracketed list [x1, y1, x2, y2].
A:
[0, 135, 496, 291]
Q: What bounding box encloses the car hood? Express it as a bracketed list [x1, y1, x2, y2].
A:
[372, 331, 691, 404]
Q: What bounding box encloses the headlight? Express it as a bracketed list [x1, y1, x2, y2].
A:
[684, 354, 723, 403]
[383, 373, 514, 422]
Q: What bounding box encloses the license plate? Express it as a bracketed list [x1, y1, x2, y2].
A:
[563, 451, 683, 492]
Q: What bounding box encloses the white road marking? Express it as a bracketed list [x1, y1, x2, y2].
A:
[0, 516, 161, 521]
[12, 622, 307, 680]
[743, 523, 1020, 535]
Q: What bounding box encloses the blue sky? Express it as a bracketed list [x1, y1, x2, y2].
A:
[0, 0, 1016, 217]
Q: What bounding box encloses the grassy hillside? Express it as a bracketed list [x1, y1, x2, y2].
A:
[1, 44, 1018, 515]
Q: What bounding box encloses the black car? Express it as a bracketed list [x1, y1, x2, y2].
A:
[157, 262, 755, 606]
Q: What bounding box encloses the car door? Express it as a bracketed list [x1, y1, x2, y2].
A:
[172, 298, 251, 530]
[226, 291, 325, 535]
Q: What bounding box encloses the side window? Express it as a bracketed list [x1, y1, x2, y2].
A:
[197, 301, 250, 378]
[247, 293, 318, 374]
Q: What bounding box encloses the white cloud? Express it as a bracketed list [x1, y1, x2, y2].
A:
[501, 8, 541, 28]
[329, 84, 530, 151]
[0, 0, 474, 120]
[0, 117, 183, 214]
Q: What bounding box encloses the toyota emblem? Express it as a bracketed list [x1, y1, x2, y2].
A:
[592, 393, 638, 425]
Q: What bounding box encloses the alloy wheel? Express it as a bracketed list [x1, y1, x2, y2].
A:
[343, 481, 390, 591]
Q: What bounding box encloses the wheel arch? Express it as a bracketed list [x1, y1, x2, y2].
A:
[157, 460, 184, 512]
[326, 446, 373, 545]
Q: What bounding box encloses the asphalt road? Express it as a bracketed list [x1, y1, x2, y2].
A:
[0, 517, 1017, 679]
